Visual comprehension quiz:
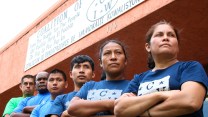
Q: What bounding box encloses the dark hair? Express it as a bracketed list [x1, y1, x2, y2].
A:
[49, 69, 67, 81]
[99, 39, 128, 79]
[99, 39, 128, 60]
[21, 75, 35, 84]
[70, 55, 94, 71]
[145, 20, 180, 69]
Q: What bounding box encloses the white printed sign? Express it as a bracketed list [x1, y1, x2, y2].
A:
[25, 0, 145, 71]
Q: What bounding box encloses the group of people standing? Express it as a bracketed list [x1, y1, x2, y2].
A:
[3, 20, 208, 117]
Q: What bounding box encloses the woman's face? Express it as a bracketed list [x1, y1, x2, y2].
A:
[100, 42, 127, 76]
[146, 24, 179, 59]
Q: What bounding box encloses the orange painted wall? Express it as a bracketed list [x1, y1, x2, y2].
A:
[0, 0, 170, 93]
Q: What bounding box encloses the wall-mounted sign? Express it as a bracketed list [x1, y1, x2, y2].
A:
[24, 0, 145, 71]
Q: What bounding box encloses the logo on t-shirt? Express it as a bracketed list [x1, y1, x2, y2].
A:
[137, 75, 170, 96]
[87, 89, 122, 100]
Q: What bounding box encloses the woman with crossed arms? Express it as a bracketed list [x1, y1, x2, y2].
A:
[114, 21, 208, 117]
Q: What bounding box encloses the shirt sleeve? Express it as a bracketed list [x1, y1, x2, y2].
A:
[124, 74, 141, 95]
[3, 98, 16, 116]
[13, 97, 31, 113]
[180, 61, 208, 90]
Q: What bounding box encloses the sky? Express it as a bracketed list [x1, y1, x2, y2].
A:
[0, 0, 58, 49]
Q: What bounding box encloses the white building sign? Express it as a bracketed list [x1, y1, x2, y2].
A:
[25, 0, 145, 71]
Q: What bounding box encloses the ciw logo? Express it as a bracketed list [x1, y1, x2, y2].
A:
[137, 75, 170, 96]
[87, 0, 118, 21]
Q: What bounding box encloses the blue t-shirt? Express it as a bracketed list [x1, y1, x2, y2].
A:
[46, 91, 77, 116]
[125, 61, 208, 117]
[13, 92, 50, 113]
[76, 80, 129, 115]
[31, 99, 54, 117]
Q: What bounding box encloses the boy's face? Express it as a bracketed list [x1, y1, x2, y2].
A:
[47, 73, 67, 95]
[70, 61, 95, 87]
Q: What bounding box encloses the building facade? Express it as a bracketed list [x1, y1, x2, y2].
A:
[0, 0, 208, 115]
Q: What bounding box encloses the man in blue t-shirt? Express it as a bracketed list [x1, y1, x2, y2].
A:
[11, 71, 50, 117]
[31, 69, 68, 117]
[46, 55, 95, 117]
